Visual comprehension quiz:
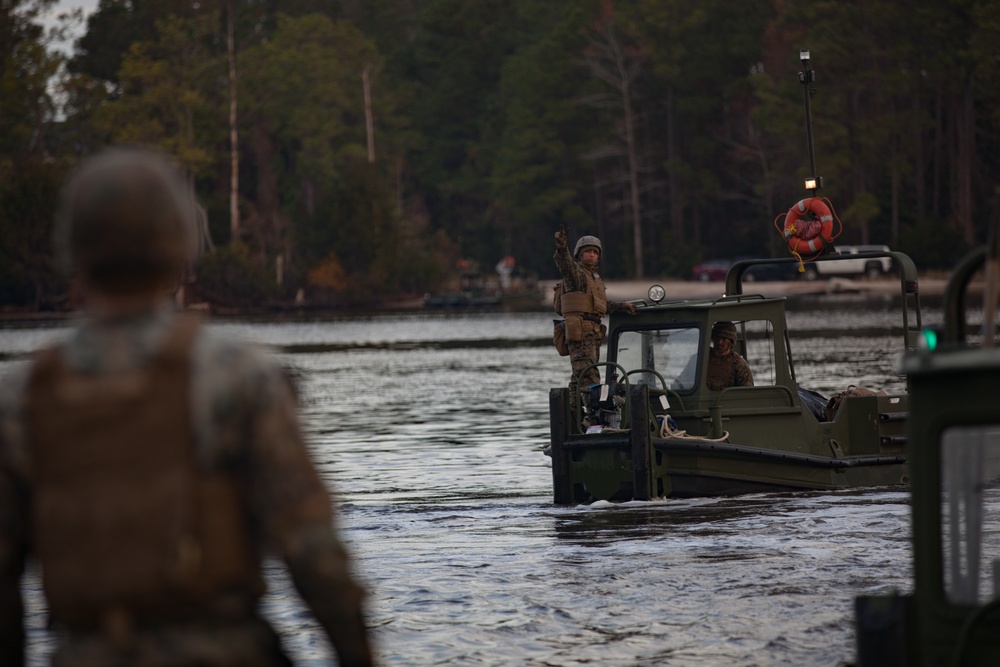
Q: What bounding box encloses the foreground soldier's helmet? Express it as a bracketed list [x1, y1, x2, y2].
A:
[574, 235, 602, 259]
[55, 147, 197, 294]
[712, 321, 738, 341]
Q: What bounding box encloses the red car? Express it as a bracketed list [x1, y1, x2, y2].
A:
[691, 259, 732, 282]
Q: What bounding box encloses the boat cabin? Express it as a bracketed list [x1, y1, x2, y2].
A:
[609, 294, 799, 419]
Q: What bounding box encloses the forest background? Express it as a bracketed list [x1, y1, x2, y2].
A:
[3, 0, 1000, 310]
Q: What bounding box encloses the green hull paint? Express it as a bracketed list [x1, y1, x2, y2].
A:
[548, 251, 920, 505]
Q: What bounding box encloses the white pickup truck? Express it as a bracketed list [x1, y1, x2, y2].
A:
[800, 245, 893, 280]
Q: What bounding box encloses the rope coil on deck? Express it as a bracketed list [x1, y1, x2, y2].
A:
[658, 416, 729, 442]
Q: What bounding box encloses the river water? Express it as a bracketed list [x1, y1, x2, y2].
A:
[2, 293, 944, 667]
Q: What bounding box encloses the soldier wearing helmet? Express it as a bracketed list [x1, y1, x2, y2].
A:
[0, 147, 373, 667]
[553, 227, 637, 416]
[573, 235, 603, 261]
[706, 320, 754, 390]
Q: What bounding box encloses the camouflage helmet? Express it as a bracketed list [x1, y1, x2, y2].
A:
[55, 146, 198, 294]
[711, 321, 738, 341]
[573, 235, 602, 259]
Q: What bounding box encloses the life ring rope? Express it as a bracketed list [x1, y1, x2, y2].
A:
[772, 196, 843, 271]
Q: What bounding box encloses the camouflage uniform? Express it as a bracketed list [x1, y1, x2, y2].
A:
[706, 345, 754, 391]
[0, 307, 373, 667]
[553, 245, 630, 401]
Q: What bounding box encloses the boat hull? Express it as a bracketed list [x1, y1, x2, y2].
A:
[549, 386, 908, 504]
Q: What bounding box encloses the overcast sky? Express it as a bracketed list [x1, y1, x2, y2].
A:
[43, 0, 98, 24]
[50, 0, 98, 15]
[40, 0, 98, 53]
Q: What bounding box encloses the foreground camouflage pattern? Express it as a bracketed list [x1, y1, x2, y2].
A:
[0, 307, 372, 667]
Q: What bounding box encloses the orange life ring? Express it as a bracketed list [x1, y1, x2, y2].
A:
[783, 198, 834, 254]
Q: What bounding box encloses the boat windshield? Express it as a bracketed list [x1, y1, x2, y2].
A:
[614, 319, 779, 394]
[941, 424, 1000, 605]
[615, 326, 701, 392]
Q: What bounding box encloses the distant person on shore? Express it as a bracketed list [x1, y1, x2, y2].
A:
[0, 147, 374, 667]
[553, 227, 637, 413]
[706, 320, 754, 390]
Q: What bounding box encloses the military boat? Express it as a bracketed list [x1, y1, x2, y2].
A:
[547, 250, 922, 504]
[853, 245, 1000, 666]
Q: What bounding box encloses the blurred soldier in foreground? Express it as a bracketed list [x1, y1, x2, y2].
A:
[553, 228, 636, 414]
[0, 147, 374, 667]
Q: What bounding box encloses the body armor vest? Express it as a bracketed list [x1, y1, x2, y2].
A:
[554, 267, 607, 317]
[706, 349, 739, 391]
[26, 316, 264, 629]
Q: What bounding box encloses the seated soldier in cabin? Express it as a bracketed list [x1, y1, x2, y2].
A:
[706, 321, 754, 391]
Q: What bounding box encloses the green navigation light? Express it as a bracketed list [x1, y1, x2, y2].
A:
[921, 329, 938, 351]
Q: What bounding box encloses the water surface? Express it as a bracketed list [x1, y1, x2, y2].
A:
[4, 305, 924, 666]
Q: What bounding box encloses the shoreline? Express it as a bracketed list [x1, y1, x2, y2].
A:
[0, 274, 961, 324]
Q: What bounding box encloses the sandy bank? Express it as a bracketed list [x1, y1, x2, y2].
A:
[541, 274, 952, 306]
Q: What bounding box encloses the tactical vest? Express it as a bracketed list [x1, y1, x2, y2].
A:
[706, 349, 737, 391]
[553, 268, 607, 317]
[26, 316, 264, 630]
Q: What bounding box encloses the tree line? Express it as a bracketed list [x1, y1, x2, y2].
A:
[3, 0, 999, 310]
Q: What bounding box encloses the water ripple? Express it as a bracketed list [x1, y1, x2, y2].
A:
[5, 307, 922, 667]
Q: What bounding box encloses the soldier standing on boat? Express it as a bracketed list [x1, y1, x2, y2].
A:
[553, 227, 636, 414]
[706, 320, 754, 390]
[0, 147, 374, 667]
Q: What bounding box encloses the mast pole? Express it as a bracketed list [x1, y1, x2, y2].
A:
[799, 50, 821, 196]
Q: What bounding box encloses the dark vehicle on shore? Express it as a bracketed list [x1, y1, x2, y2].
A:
[423, 268, 542, 310]
[693, 257, 800, 282]
[852, 245, 1000, 667]
[691, 259, 732, 282]
[546, 251, 921, 504]
[741, 257, 801, 281]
